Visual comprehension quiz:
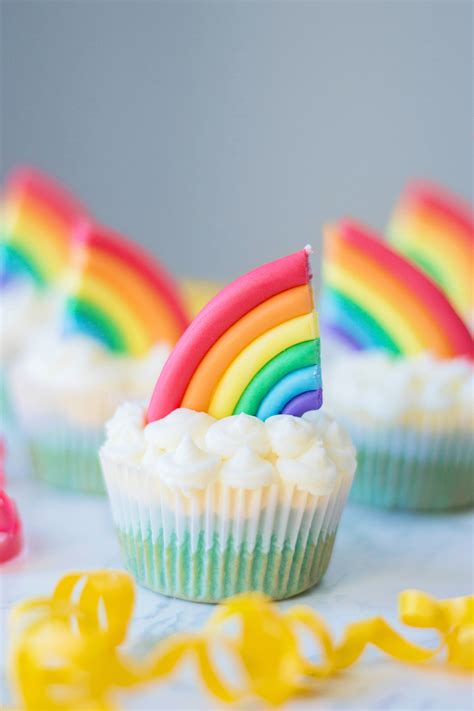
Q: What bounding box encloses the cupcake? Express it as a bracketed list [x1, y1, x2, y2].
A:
[10, 336, 171, 493]
[324, 352, 473, 510]
[10, 221, 189, 493]
[0, 280, 53, 425]
[101, 247, 356, 601]
[321, 218, 473, 510]
[101, 406, 355, 602]
[0, 167, 86, 429]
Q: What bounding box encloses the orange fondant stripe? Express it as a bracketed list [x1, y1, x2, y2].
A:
[329, 237, 456, 356]
[182, 285, 313, 411]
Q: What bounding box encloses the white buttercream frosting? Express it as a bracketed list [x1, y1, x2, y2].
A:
[205, 413, 271, 457]
[0, 281, 59, 363]
[266, 415, 315, 457]
[102, 405, 356, 494]
[323, 351, 474, 430]
[144, 408, 215, 450]
[220, 447, 278, 488]
[155, 435, 220, 489]
[9, 334, 171, 427]
[276, 442, 338, 495]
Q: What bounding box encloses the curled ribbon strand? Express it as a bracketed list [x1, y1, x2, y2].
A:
[8, 571, 474, 709]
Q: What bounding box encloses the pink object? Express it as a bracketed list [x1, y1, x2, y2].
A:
[0, 490, 23, 563]
[147, 248, 312, 422]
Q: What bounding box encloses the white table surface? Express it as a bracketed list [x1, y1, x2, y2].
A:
[1, 446, 473, 711]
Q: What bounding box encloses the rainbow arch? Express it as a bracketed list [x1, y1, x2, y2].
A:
[64, 222, 189, 356]
[147, 248, 321, 422]
[321, 220, 473, 359]
[388, 181, 474, 325]
[0, 167, 86, 288]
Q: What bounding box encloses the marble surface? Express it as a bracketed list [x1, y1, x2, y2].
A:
[1, 465, 473, 710]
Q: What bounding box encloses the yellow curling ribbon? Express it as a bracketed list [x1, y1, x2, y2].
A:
[8, 571, 474, 710]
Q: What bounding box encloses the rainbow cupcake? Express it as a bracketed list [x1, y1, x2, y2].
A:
[10, 221, 189, 494]
[321, 216, 473, 510]
[0, 167, 86, 429]
[101, 248, 356, 601]
[388, 180, 473, 329]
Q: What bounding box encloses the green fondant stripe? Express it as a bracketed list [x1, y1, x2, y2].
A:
[233, 340, 319, 415]
[325, 289, 401, 354]
[0, 243, 46, 285]
[65, 298, 127, 353]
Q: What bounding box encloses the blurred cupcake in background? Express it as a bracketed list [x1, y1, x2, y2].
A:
[388, 180, 474, 330]
[0, 167, 87, 427]
[320, 214, 473, 510]
[101, 247, 356, 602]
[10, 221, 190, 494]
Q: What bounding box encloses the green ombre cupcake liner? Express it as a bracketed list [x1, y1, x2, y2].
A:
[101, 454, 353, 602]
[118, 528, 336, 602]
[25, 425, 105, 494]
[0, 366, 16, 429]
[345, 422, 473, 510]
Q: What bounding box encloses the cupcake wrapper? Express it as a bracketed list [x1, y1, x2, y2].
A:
[1, 366, 15, 428]
[25, 423, 105, 494]
[346, 420, 473, 510]
[101, 453, 353, 602]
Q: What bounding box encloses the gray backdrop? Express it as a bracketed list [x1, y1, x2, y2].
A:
[1, 0, 472, 286]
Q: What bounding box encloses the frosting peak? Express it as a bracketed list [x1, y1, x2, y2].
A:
[220, 447, 278, 488]
[277, 442, 337, 496]
[205, 414, 271, 458]
[144, 408, 215, 450]
[156, 435, 220, 489]
[266, 415, 315, 457]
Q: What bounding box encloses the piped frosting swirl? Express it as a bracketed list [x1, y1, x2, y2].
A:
[102, 405, 356, 495]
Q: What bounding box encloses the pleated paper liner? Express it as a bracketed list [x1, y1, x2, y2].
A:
[25, 425, 105, 494]
[101, 452, 354, 602]
[1, 366, 16, 428]
[342, 415, 473, 510]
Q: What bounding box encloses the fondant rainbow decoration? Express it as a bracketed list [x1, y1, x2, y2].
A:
[388, 181, 474, 324]
[147, 248, 321, 422]
[321, 220, 473, 359]
[0, 167, 86, 288]
[64, 222, 189, 356]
